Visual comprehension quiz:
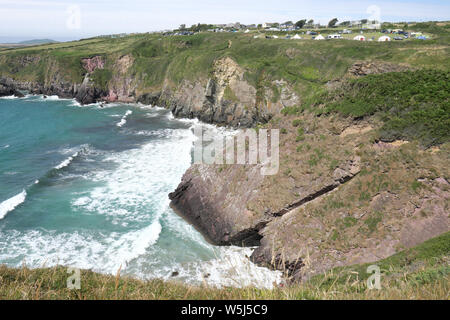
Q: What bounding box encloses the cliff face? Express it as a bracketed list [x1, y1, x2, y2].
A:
[1, 36, 449, 283]
[1, 54, 298, 127]
[169, 111, 450, 281]
[144, 56, 299, 127]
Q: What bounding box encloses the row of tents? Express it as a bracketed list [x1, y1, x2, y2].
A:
[258, 34, 428, 41]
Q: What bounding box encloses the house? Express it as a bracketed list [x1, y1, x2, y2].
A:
[378, 35, 391, 42]
[314, 34, 325, 40]
[262, 22, 276, 29]
[350, 20, 362, 27]
[363, 21, 381, 29]
[353, 35, 366, 41]
[280, 22, 293, 28]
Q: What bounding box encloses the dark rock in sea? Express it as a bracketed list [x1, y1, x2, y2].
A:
[171, 271, 179, 277]
[0, 78, 25, 98]
[137, 92, 161, 106]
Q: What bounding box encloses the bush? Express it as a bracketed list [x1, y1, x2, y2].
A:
[317, 70, 450, 147]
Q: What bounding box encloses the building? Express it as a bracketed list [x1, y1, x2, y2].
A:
[262, 22, 277, 28]
[363, 21, 381, 29]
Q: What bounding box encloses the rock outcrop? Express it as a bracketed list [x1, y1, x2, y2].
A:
[0, 78, 24, 97]
[347, 61, 410, 77]
[81, 56, 105, 73]
[169, 110, 450, 282]
[161, 57, 299, 127]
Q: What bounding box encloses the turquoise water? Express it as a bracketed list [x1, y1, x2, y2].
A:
[0, 95, 280, 288]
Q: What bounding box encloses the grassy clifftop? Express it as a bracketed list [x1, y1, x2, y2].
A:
[0, 232, 448, 300]
[1, 23, 449, 99]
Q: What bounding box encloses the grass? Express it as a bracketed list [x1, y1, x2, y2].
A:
[0, 232, 447, 300]
[1, 21, 449, 102]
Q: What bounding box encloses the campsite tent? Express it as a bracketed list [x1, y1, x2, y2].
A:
[292, 34, 302, 39]
[353, 35, 366, 41]
[416, 35, 427, 40]
[244, 29, 250, 33]
[314, 34, 325, 40]
[378, 36, 391, 42]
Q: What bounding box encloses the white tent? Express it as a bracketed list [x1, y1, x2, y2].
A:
[292, 34, 302, 39]
[378, 36, 391, 42]
[314, 34, 325, 40]
[353, 35, 366, 41]
[244, 29, 250, 33]
[272, 35, 279, 39]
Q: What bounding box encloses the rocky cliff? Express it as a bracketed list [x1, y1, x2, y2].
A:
[1, 35, 449, 283]
[0, 54, 298, 127]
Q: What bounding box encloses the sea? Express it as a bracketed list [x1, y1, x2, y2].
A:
[0, 94, 281, 288]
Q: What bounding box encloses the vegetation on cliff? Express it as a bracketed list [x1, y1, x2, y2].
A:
[315, 69, 450, 147]
[0, 232, 448, 299]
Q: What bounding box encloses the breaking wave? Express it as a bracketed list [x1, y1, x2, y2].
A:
[0, 190, 27, 220]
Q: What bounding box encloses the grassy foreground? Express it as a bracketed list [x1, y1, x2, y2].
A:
[0, 232, 448, 300]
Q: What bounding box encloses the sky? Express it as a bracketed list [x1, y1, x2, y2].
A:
[0, 0, 449, 42]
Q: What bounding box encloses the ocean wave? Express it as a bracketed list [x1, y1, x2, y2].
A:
[0, 95, 18, 99]
[0, 190, 27, 220]
[165, 246, 283, 289]
[0, 220, 162, 273]
[116, 110, 133, 127]
[54, 151, 80, 170]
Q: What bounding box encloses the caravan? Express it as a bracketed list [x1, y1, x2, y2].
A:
[327, 34, 343, 39]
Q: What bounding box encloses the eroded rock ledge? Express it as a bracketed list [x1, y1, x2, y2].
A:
[169, 156, 361, 247]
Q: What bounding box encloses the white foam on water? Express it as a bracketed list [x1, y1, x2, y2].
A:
[0, 221, 162, 273]
[0, 190, 27, 220]
[39, 95, 74, 102]
[69, 100, 81, 107]
[168, 246, 283, 289]
[116, 110, 133, 127]
[0, 125, 194, 273]
[54, 151, 79, 170]
[71, 128, 194, 223]
[0, 95, 18, 99]
[42, 95, 61, 100]
[134, 210, 283, 289]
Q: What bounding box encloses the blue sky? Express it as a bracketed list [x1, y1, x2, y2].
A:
[0, 0, 449, 42]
